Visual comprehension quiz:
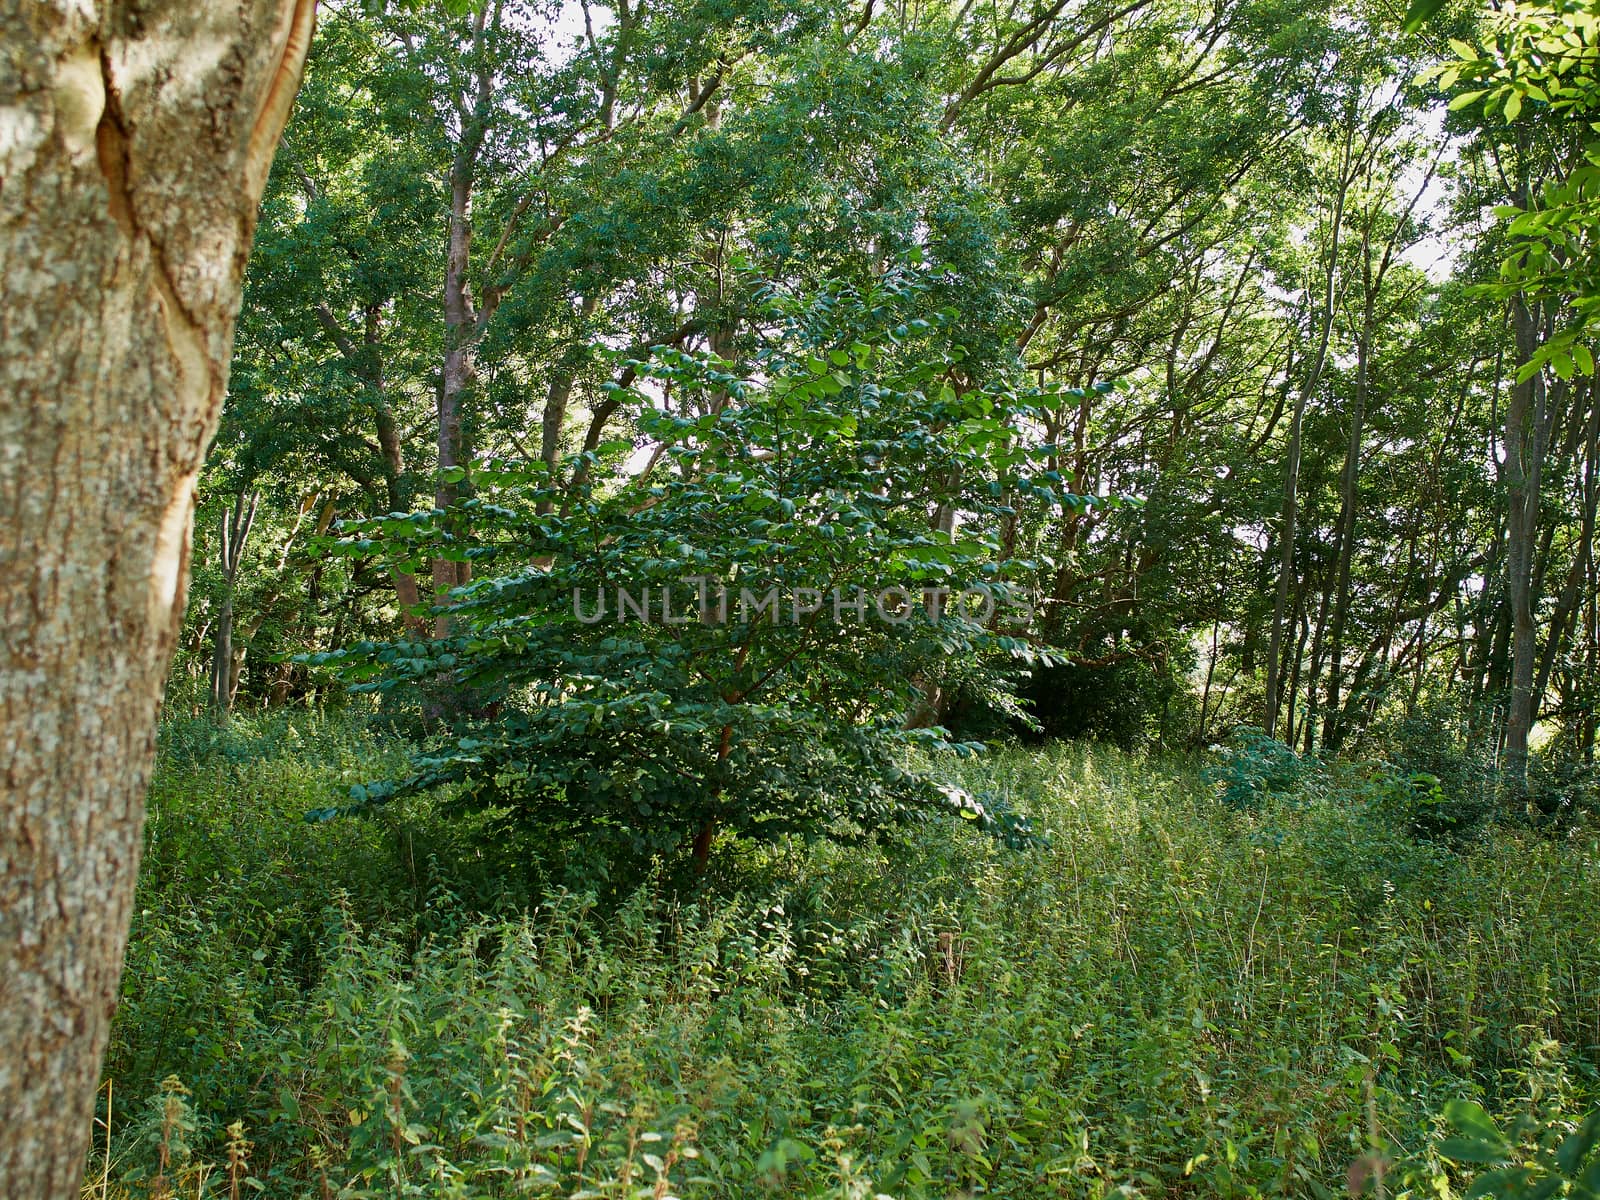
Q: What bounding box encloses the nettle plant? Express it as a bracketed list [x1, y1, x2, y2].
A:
[309, 271, 1103, 866]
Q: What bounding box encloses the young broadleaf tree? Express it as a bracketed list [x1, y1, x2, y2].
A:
[0, 1, 313, 1192]
[308, 271, 1080, 870]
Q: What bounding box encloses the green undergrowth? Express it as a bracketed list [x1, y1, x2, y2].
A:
[89, 713, 1600, 1198]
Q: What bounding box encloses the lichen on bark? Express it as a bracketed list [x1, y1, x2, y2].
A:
[0, 3, 314, 1194]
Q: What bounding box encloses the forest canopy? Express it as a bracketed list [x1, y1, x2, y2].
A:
[181, 0, 1600, 832]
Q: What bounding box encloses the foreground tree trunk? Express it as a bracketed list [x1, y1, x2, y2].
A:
[0, 2, 313, 1194]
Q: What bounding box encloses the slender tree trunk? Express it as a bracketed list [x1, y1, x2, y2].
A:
[1302, 552, 1334, 753]
[1264, 386, 1308, 739]
[431, 2, 499, 645]
[1470, 547, 1510, 726]
[1534, 385, 1599, 710]
[0, 2, 313, 1194]
[1196, 619, 1220, 747]
[1265, 119, 1352, 737]
[1504, 298, 1549, 792]
[1466, 351, 1509, 730]
[1586, 555, 1599, 763]
[435, 165, 477, 634]
[208, 491, 258, 713]
[1286, 584, 1312, 751]
[1322, 313, 1369, 751]
[211, 589, 235, 709]
[1321, 144, 1438, 750]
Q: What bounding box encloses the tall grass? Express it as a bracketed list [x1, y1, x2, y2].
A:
[87, 717, 1600, 1197]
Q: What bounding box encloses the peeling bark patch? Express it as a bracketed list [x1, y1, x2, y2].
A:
[50, 42, 106, 161]
[245, 0, 316, 199]
[148, 470, 196, 641]
[93, 47, 218, 434]
[92, 52, 134, 242]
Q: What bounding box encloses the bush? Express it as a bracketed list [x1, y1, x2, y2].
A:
[1012, 651, 1192, 750]
[1201, 726, 1314, 810]
[1424, 1099, 1600, 1197]
[1399, 1038, 1600, 1198]
[1374, 698, 1501, 838]
[1529, 752, 1600, 826]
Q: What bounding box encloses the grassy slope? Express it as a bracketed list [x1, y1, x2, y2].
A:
[89, 715, 1600, 1198]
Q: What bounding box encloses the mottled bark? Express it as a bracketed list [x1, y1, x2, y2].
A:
[0, 1, 312, 1193]
[435, 156, 475, 628]
[432, 2, 497, 639]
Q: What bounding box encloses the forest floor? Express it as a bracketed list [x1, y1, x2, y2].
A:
[86, 712, 1600, 1198]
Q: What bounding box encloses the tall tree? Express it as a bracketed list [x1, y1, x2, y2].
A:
[1264, 101, 1356, 738]
[0, 1, 313, 1193]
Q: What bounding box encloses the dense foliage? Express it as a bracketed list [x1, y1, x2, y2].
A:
[305, 270, 1069, 862]
[103, 0, 1600, 1195]
[173, 0, 1600, 832]
[88, 718, 1600, 1198]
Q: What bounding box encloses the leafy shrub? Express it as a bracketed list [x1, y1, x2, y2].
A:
[1373, 767, 1489, 843]
[1375, 698, 1502, 838]
[1399, 1030, 1600, 1199]
[1013, 651, 1190, 750]
[1430, 1099, 1600, 1198]
[308, 271, 1093, 867]
[1529, 752, 1600, 826]
[1202, 726, 1313, 810]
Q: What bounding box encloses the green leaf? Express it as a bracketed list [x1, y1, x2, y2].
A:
[1465, 1167, 1534, 1198]
[1440, 1136, 1512, 1164]
[1557, 1111, 1600, 1177]
[1580, 1152, 1600, 1192]
[1403, 0, 1450, 34]
[1445, 1100, 1508, 1146]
